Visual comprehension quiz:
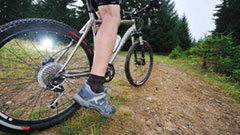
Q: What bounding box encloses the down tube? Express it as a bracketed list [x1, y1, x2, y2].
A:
[109, 25, 136, 64]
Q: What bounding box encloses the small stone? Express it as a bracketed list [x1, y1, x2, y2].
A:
[146, 119, 152, 126]
[165, 122, 176, 131]
[175, 129, 183, 135]
[147, 97, 152, 101]
[186, 122, 193, 126]
[155, 127, 163, 133]
[6, 101, 12, 105]
[216, 99, 221, 104]
[156, 122, 162, 127]
[182, 126, 187, 130]
[139, 118, 145, 123]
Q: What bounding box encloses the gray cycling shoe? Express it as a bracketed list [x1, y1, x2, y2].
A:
[73, 81, 115, 117]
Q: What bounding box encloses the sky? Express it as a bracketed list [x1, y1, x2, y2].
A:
[174, 0, 221, 40]
[74, 0, 222, 40]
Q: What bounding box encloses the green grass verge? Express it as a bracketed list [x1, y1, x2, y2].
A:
[33, 92, 139, 135]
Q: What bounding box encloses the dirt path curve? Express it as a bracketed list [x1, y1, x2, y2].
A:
[109, 57, 240, 135]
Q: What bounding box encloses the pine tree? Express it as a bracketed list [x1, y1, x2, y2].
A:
[214, 0, 240, 45]
[177, 15, 192, 50]
[0, 0, 32, 25]
[133, 0, 178, 52]
[32, 0, 78, 25]
[120, 0, 192, 53]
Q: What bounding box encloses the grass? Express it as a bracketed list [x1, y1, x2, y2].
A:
[28, 60, 140, 135]
[154, 54, 240, 102]
[31, 91, 141, 135]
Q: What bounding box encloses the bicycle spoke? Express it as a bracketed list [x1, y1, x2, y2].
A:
[10, 96, 36, 118]
[0, 66, 34, 70]
[0, 81, 36, 109]
[65, 81, 76, 95]
[0, 80, 35, 89]
[57, 100, 73, 109]
[9, 95, 35, 114]
[39, 92, 43, 118]
[0, 56, 37, 71]
[28, 88, 45, 119]
[35, 32, 52, 58]
[1, 48, 38, 70]
[15, 40, 40, 66]
[0, 77, 34, 81]
[0, 96, 6, 109]
[52, 80, 79, 109]
[65, 79, 80, 90]
[30, 39, 47, 60]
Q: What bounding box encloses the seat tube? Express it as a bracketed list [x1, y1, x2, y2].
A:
[89, 13, 97, 41]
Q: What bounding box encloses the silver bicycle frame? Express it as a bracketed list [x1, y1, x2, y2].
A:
[59, 13, 136, 78]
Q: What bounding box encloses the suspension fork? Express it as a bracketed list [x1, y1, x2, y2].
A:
[131, 32, 146, 65]
[139, 32, 146, 65]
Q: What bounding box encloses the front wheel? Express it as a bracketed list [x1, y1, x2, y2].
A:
[125, 40, 153, 87]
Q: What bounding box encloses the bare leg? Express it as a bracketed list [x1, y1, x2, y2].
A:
[91, 5, 121, 77]
[73, 5, 120, 117]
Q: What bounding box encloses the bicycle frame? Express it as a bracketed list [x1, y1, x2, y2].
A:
[59, 12, 137, 78]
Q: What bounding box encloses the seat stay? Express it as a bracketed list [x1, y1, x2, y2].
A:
[58, 18, 94, 74]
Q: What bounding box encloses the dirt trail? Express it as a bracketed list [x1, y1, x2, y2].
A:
[31, 56, 240, 135]
[108, 57, 240, 135]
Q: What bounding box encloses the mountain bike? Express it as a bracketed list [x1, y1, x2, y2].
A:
[0, 0, 157, 133]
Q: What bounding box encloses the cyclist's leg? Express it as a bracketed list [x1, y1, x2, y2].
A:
[73, 2, 120, 117]
[91, 5, 121, 77]
[87, 4, 121, 94]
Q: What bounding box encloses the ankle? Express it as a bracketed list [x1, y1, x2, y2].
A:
[87, 74, 105, 93]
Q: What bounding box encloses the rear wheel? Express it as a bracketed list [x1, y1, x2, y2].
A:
[0, 18, 93, 132]
[125, 40, 153, 86]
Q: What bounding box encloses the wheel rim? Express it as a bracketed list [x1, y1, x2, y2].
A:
[0, 30, 90, 121]
[128, 43, 152, 85]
